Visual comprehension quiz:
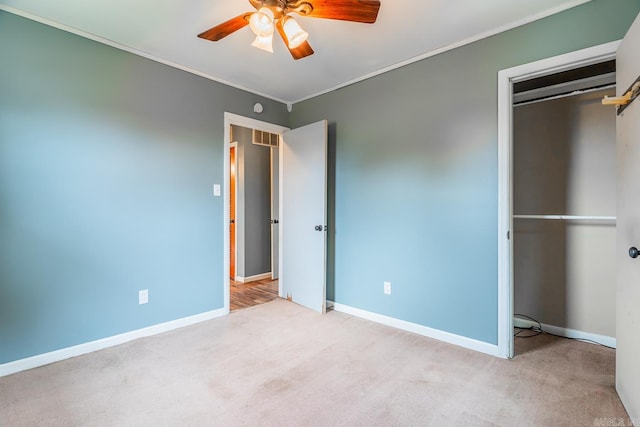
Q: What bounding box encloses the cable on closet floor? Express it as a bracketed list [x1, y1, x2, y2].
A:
[513, 313, 615, 350]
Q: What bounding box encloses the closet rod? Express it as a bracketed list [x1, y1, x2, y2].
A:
[513, 215, 616, 221]
[513, 84, 616, 107]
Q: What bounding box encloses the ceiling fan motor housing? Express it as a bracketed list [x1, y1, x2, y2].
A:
[249, 0, 313, 18]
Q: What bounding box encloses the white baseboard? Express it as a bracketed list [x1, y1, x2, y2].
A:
[330, 301, 502, 357]
[513, 317, 616, 348]
[236, 272, 272, 283]
[0, 308, 227, 377]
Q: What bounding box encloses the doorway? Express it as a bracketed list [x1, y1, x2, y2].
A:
[223, 114, 288, 313]
[228, 124, 280, 311]
[512, 70, 617, 357]
[497, 41, 620, 358]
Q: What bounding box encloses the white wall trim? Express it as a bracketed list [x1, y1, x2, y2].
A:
[0, 308, 226, 377]
[223, 113, 289, 313]
[278, 131, 284, 300]
[497, 40, 620, 359]
[514, 318, 616, 349]
[229, 141, 238, 282]
[235, 272, 272, 283]
[0, 5, 288, 105]
[331, 302, 502, 358]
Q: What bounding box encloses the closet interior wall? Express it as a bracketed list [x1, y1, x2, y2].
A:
[513, 87, 617, 340]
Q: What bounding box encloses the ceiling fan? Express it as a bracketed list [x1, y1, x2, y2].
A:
[197, 0, 381, 60]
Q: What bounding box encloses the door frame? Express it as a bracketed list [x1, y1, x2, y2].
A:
[229, 141, 238, 281]
[270, 146, 279, 280]
[496, 41, 619, 358]
[223, 112, 289, 313]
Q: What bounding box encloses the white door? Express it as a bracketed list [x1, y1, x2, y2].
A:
[616, 12, 640, 421]
[280, 120, 328, 313]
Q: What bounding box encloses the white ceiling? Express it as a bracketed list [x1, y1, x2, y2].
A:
[1, 0, 590, 104]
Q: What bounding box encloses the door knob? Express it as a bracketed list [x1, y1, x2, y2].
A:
[314, 225, 323, 231]
[630, 247, 639, 259]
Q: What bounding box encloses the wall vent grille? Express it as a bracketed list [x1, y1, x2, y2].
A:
[253, 130, 279, 147]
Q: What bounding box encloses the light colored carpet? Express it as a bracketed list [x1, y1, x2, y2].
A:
[0, 299, 629, 426]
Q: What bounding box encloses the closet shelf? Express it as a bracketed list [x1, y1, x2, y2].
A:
[513, 214, 616, 222]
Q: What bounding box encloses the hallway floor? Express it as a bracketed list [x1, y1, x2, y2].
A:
[230, 278, 279, 311]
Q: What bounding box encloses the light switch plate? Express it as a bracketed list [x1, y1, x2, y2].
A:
[213, 184, 221, 197]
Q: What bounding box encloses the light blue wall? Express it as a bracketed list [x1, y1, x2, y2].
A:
[290, 0, 640, 345]
[0, 11, 288, 364]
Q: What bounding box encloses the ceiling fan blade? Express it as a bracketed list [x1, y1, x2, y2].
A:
[296, 0, 380, 24]
[288, 40, 315, 60]
[197, 13, 252, 41]
[276, 19, 315, 60]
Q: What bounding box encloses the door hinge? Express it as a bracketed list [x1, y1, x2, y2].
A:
[507, 230, 510, 240]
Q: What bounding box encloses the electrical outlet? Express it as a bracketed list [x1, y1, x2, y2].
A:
[384, 281, 391, 295]
[139, 289, 149, 305]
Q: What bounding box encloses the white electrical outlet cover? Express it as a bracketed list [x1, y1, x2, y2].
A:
[139, 289, 149, 304]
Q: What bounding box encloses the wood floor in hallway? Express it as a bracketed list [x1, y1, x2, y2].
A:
[230, 278, 279, 311]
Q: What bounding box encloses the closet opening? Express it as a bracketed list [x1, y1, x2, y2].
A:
[511, 59, 617, 356]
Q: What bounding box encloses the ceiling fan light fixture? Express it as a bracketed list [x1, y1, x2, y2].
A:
[251, 33, 274, 53]
[282, 16, 309, 49]
[249, 7, 275, 37]
[198, 0, 381, 60]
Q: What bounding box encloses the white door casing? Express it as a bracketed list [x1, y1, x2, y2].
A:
[615, 12, 640, 422]
[223, 113, 288, 313]
[280, 120, 328, 313]
[497, 41, 620, 358]
[271, 147, 279, 280]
